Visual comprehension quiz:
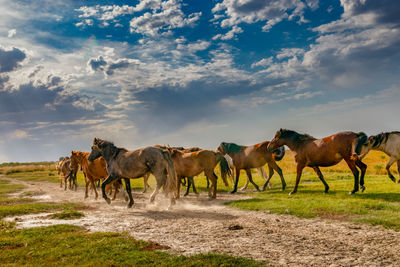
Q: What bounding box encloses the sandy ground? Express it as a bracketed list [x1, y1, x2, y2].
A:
[3, 176, 400, 266]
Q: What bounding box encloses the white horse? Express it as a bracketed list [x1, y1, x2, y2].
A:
[358, 131, 400, 183]
[223, 154, 272, 191]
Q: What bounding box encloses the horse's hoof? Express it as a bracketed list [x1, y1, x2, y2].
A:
[230, 190, 236, 194]
[105, 198, 111, 204]
[361, 186, 365, 192]
[390, 176, 396, 182]
[127, 203, 133, 208]
[288, 191, 296, 195]
[349, 191, 357, 195]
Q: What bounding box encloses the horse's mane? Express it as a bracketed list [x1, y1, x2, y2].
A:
[279, 129, 316, 147]
[369, 131, 400, 148]
[221, 142, 243, 155]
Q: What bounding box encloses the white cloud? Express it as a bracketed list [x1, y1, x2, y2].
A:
[7, 29, 16, 38]
[7, 129, 31, 140]
[212, 0, 312, 32]
[213, 25, 243, 40]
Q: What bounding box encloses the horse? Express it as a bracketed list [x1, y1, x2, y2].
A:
[155, 145, 205, 196]
[70, 151, 122, 200]
[88, 138, 177, 208]
[167, 148, 231, 199]
[224, 153, 272, 191]
[217, 141, 286, 194]
[56, 157, 74, 190]
[355, 131, 400, 183]
[267, 129, 368, 195]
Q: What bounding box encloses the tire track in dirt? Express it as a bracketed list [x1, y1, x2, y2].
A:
[3, 176, 400, 266]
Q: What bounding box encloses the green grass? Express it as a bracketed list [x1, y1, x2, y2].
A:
[0, 174, 264, 266]
[48, 210, 84, 220]
[0, 225, 263, 266]
[226, 171, 400, 230]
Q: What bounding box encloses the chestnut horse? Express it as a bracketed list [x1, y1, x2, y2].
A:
[168, 148, 231, 199]
[155, 145, 205, 196]
[88, 138, 177, 208]
[70, 151, 115, 200]
[267, 129, 367, 195]
[217, 141, 286, 194]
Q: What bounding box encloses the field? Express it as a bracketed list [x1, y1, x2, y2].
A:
[1, 150, 400, 265]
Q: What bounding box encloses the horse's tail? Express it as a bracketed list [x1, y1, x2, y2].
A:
[272, 146, 285, 161]
[217, 152, 231, 187]
[351, 132, 368, 160]
[161, 150, 178, 198]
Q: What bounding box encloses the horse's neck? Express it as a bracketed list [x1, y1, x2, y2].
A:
[284, 138, 305, 152]
[376, 135, 400, 156]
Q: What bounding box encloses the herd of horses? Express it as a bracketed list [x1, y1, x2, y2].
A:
[55, 129, 400, 209]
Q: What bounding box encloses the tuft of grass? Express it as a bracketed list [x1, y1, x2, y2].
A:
[0, 225, 263, 266]
[48, 210, 84, 220]
[0, 202, 84, 219]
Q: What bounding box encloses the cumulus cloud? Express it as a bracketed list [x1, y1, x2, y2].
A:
[212, 0, 314, 32]
[213, 25, 243, 40]
[87, 56, 138, 76]
[0, 47, 26, 73]
[75, 0, 201, 36]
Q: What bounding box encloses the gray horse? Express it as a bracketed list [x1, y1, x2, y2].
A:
[88, 138, 177, 208]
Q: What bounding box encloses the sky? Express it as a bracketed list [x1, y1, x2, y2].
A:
[0, 0, 399, 163]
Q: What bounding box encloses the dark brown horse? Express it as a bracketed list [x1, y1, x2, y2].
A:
[267, 129, 368, 195]
[217, 141, 286, 193]
[167, 148, 230, 199]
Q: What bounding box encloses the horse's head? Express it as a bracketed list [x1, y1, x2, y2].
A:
[267, 128, 287, 151]
[358, 135, 379, 159]
[88, 138, 104, 162]
[69, 151, 80, 170]
[217, 142, 227, 155]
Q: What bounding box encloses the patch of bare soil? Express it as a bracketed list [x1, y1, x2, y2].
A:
[3, 176, 400, 266]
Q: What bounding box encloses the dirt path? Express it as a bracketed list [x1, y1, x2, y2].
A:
[3, 176, 400, 266]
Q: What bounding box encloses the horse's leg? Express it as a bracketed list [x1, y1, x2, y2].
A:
[211, 172, 218, 199]
[142, 173, 149, 193]
[231, 168, 240, 194]
[150, 183, 161, 203]
[355, 159, 367, 192]
[312, 166, 329, 193]
[176, 176, 181, 199]
[184, 177, 192, 196]
[123, 178, 134, 208]
[259, 166, 272, 190]
[101, 175, 118, 204]
[397, 160, 400, 183]
[205, 171, 217, 199]
[257, 166, 274, 189]
[64, 175, 67, 191]
[84, 175, 89, 199]
[191, 177, 199, 195]
[385, 156, 397, 182]
[111, 181, 119, 201]
[245, 169, 260, 191]
[290, 164, 305, 195]
[344, 158, 360, 194]
[89, 176, 98, 200]
[239, 174, 250, 191]
[206, 176, 210, 189]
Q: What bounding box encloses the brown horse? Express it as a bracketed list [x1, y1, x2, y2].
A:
[267, 129, 368, 195]
[155, 145, 205, 196]
[70, 151, 110, 199]
[56, 157, 76, 190]
[168, 148, 230, 199]
[217, 141, 286, 194]
[88, 138, 177, 208]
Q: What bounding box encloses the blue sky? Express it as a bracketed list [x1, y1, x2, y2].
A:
[1, 0, 400, 162]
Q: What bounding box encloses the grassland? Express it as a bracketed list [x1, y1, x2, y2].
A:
[1, 150, 400, 232]
[0, 168, 263, 266]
